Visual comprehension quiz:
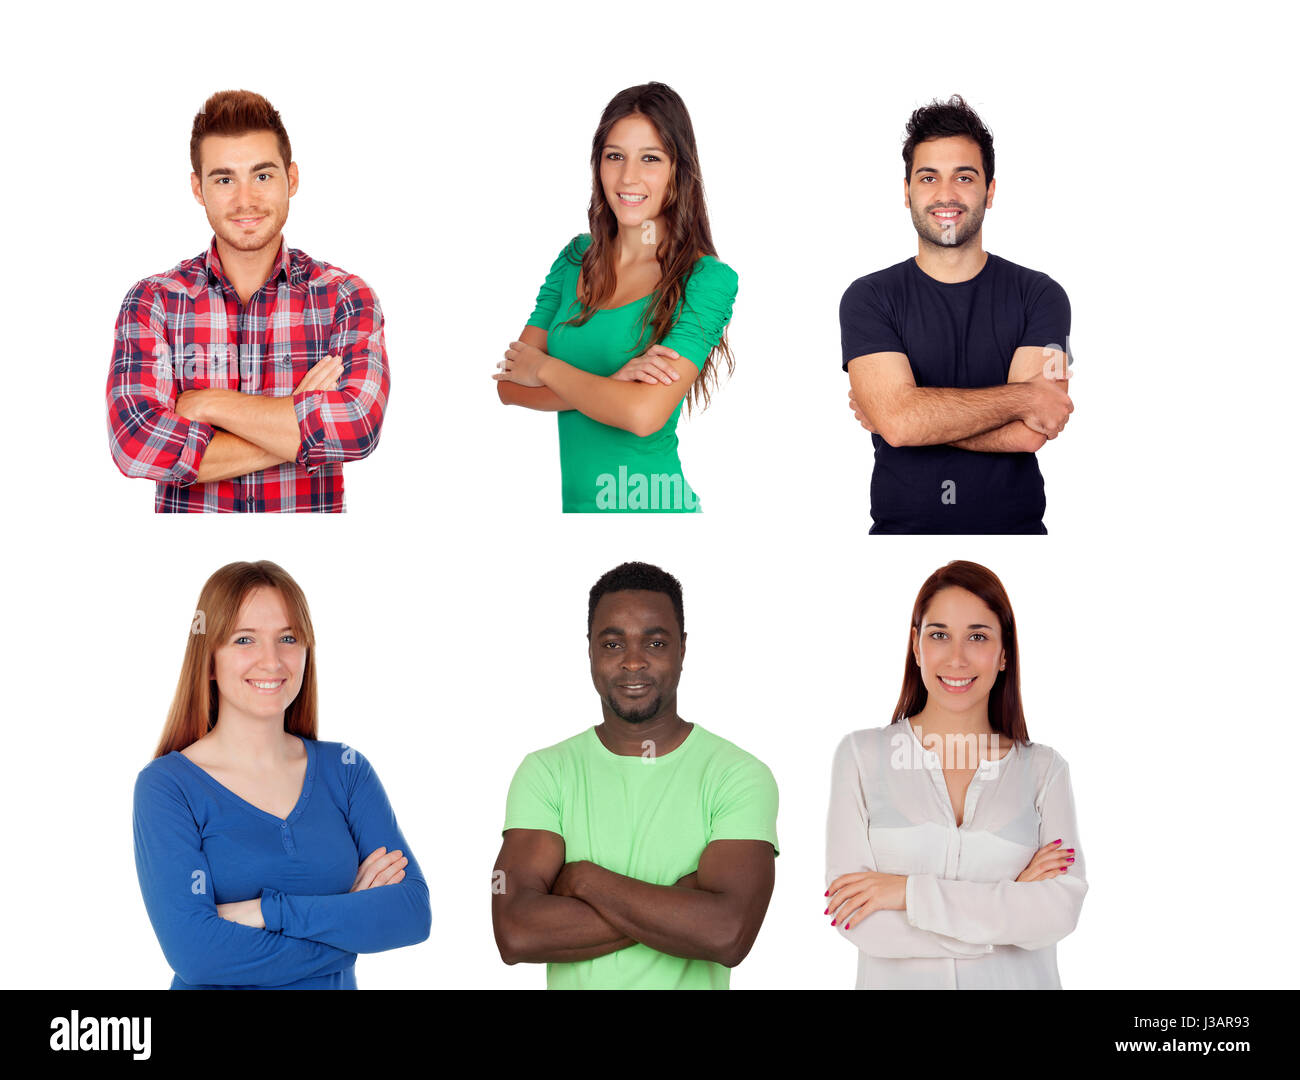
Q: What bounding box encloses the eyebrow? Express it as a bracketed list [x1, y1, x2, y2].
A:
[232, 625, 295, 634]
[596, 626, 673, 637]
[206, 162, 281, 177]
[602, 144, 666, 154]
[923, 622, 994, 630]
[913, 165, 980, 177]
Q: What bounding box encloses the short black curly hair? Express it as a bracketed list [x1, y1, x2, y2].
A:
[587, 562, 685, 636]
[902, 95, 994, 183]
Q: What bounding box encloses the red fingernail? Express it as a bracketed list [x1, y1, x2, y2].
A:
[1066, 857, 1074, 862]
[823, 909, 829, 915]
[824, 890, 829, 897]
[1066, 848, 1074, 853]
[1060, 867, 1068, 873]
[831, 920, 837, 926]
[1052, 839, 1062, 845]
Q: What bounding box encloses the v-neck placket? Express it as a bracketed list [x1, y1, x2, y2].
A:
[172, 735, 317, 856]
[903, 721, 1012, 878]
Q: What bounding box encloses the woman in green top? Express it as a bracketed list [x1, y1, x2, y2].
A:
[493, 82, 738, 513]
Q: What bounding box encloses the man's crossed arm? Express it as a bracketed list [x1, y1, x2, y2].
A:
[176, 356, 344, 483]
[491, 828, 775, 969]
[846, 345, 1072, 453]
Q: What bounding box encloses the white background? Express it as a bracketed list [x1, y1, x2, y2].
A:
[2, 0, 1295, 989]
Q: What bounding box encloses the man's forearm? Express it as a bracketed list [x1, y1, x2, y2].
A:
[949, 419, 1046, 454]
[194, 431, 289, 484]
[568, 862, 744, 966]
[495, 889, 635, 965]
[198, 391, 304, 460]
[884, 384, 1035, 447]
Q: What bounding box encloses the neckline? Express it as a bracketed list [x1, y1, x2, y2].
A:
[172, 734, 316, 825]
[574, 253, 717, 313]
[901, 716, 1018, 769]
[908, 251, 995, 287]
[586, 722, 700, 764]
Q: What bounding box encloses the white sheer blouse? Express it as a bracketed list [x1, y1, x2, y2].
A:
[826, 722, 1087, 989]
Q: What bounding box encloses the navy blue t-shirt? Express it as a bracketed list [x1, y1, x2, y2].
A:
[839, 254, 1070, 534]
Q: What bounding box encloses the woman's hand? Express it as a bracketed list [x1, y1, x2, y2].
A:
[825, 871, 907, 930]
[351, 846, 408, 892]
[215, 898, 266, 928]
[612, 345, 682, 385]
[1016, 839, 1075, 882]
[494, 340, 551, 387]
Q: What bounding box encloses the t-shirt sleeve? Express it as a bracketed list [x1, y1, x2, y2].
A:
[840, 276, 906, 371]
[503, 751, 564, 835]
[706, 751, 779, 854]
[259, 746, 432, 954]
[825, 733, 990, 959]
[658, 258, 739, 372]
[525, 235, 588, 330]
[1017, 274, 1071, 356]
[132, 764, 357, 987]
[905, 753, 1088, 949]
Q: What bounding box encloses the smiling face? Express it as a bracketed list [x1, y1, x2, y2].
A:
[911, 586, 1006, 718]
[904, 135, 994, 249]
[599, 113, 671, 230]
[211, 586, 307, 725]
[588, 589, 685, 724]
[191, 130, 297, 257]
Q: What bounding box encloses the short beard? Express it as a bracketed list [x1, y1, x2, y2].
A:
[604, 690, 663, 724]
[911, 203, 984, 250]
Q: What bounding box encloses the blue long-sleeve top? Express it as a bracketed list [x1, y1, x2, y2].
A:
[132, 736, 431, 989]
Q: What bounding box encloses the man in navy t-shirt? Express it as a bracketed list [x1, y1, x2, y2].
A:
[840, 95, 1074, 534]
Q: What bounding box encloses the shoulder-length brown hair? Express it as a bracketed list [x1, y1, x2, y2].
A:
[565, 81, 734, 414]
[153, 561, 319, 758]
[891, 560, 1030, 745]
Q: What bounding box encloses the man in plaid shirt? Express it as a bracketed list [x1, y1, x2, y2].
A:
[106, 90, 390, 512]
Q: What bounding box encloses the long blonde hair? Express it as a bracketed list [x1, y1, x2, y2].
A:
[153, 561, 318, 758]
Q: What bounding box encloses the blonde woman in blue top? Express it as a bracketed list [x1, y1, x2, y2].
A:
[132, 561, 430, 989]
[494, 82, 738, 513]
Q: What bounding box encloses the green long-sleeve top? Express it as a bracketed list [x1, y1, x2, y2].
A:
[525, 234, 738, 512]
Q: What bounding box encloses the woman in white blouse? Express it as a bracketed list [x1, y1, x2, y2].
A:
[825, 560, 1086, 989]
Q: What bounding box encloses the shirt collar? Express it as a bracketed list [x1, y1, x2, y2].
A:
[203, 235, 295, 291]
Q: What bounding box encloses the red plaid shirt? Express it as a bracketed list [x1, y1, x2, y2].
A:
[106, 238, 389, 511]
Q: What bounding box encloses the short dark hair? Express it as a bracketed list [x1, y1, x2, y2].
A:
[587, 562, 685, 636]
[190, 90, 292, 176]
[902, 95, 994, 183]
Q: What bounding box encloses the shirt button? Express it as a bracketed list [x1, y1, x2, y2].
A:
[281, 823, 287, 829]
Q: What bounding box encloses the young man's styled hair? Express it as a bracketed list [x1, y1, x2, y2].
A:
[901, 94, 995, 183]
[587, 562, 685, 636]
[190, 89, 293, 175]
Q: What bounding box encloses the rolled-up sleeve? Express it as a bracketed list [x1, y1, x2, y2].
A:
[106, 282, 215, 485]
[293, 278, 390, 471]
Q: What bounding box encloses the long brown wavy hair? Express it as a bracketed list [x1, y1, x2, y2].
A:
[891, 561, 1030, 745]
[153, 561, 319, 758]
[564, 81, 734, 413]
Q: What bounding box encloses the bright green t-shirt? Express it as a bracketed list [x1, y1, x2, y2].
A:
[525, 234, 739, 513]
[502, 724, 779, 989]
